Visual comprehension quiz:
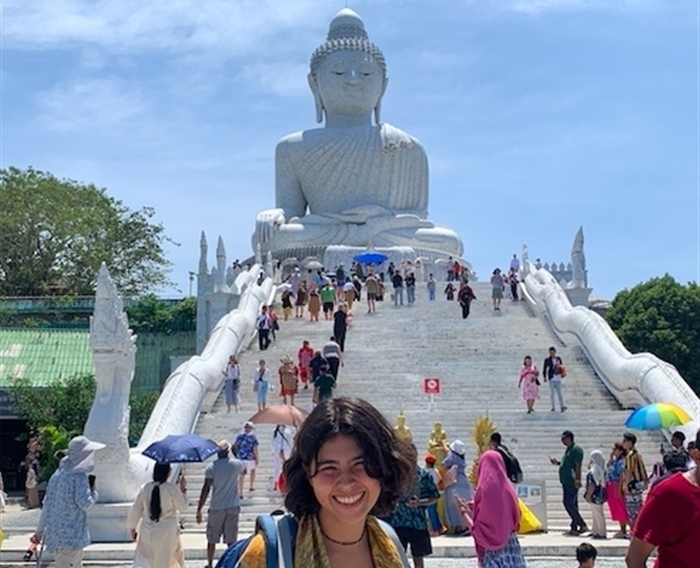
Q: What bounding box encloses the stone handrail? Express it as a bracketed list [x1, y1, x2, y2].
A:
[88, 264, 273, 503]
[520, 260, 699, 442]
[137, 263, 273, 447]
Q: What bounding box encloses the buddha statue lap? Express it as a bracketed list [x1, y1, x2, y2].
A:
[253, 9, 463, 259]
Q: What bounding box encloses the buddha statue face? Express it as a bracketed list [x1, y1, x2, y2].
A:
[396, 412, 406, 428]
[433, 421, 443, 434]
[310, 49, 387, 122]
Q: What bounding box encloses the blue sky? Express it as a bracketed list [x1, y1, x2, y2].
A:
[2, 0, 698, 299]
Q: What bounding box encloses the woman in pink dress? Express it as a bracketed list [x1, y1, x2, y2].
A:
[518, 355, 540, 414]
[605, 442, 629, 538]
[297, 340, 314, 390]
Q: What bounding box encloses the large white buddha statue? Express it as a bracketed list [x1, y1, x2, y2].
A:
[253, 8, 463, 259]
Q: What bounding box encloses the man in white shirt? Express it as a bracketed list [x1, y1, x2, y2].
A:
[509, 254, 520, 272]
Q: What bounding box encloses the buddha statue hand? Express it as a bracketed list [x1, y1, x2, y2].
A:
[254, 208, 286, 247]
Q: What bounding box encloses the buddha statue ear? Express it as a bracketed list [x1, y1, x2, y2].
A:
[308, 73, 325, 124]
[374, 76, 389, 125]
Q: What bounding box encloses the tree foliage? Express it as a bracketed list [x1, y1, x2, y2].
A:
[0, 166, 176, 297]
[10, 373, 159, 479]
[12, 374, 97, 435]
[606, 274, 700, 395]
[126, 295, 196, 333]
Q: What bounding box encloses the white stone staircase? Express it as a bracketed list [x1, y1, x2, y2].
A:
[182, 281, 662, 535]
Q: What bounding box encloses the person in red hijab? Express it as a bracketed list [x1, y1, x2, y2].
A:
[458, 450, 526, 567]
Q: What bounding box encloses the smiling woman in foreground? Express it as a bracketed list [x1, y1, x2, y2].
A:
[237, 396, 415, 568]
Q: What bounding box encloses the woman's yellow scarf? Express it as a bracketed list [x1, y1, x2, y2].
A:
[237, 514, 405, 568]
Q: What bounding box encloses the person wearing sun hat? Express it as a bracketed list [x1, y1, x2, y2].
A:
[441, 440, 473, 535]
[32, 435, 105, 568]
[278, 354, 300, 406]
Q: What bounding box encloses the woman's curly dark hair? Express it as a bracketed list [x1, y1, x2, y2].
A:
[283, 396, 415, 517]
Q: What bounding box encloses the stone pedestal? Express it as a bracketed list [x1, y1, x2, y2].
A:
[564, 287, 592, 308]
[88, 503, 133, 542]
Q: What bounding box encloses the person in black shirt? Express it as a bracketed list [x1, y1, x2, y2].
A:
[333, 304, 348, 352]
[392, 272, 404, 306]
[457, 281, 476, 319]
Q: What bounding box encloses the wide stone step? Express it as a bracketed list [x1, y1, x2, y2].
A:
[190, 280, 662, 533]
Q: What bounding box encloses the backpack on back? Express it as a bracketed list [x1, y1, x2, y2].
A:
[215, 513, 296, 568]
[497, 446, 524, 484]
[215, 513, 410, 568]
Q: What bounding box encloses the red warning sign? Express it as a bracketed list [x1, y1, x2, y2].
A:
[423, 377, 441, 395]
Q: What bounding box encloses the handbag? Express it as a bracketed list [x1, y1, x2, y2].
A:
[443, 465, 458, 489]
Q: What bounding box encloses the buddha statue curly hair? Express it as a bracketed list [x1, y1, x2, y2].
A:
[309, 10, 387, 81]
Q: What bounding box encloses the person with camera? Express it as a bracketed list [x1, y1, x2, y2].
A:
[32, 435, 105, 568]
[543, 346, 567, 413]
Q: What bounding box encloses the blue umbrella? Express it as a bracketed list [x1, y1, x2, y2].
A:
[353, 251, 388, 265]
[142, 434, 220, 463]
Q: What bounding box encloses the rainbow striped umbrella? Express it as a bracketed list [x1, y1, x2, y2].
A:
[624, 403, 692, 430]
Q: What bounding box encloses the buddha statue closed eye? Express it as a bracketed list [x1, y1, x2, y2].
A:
[253, 8, 463, 260]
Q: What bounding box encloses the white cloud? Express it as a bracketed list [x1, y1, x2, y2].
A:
[469, 0, 682, 16]
[35, 78, 147, 133]
[2, 0, 325, 57]
[236, 62, 309, 98]
[415, 49, 478, 69]
[79, 48, 107, 70]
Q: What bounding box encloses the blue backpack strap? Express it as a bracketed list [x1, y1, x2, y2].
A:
[255, 513, 298, 568]
[255, 515, 279, 568]
[276, 514, 297, 568]
[377, 519, 411, 568]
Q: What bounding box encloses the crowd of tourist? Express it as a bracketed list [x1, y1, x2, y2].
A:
[23, 256, 699, 568]
[26, 400, 700, 568]
[546, 425, 699, 566]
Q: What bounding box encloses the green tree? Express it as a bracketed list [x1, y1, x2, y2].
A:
[606, 274, 700, 395]
[10, 374, 159, 479]
[126, 295, 196, 333]
[0, 166, 176, 297]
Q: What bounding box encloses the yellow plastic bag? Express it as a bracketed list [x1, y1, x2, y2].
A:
[517, 498, 542, 534]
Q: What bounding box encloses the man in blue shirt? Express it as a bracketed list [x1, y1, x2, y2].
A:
[234, 422, 259, 495]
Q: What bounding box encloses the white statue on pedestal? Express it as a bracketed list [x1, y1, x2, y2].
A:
[84, 264, 143, 503]
[253, 8, 463, 259]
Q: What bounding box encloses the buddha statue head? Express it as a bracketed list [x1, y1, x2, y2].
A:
[308, 9, 388, 125]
